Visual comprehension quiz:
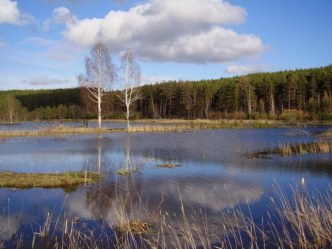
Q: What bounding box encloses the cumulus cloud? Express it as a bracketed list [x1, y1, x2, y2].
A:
[23, 76, 69, 86]
[0, 0, 34, 25]
[225, 64, 269, 75]
[43, 6, 77, 32]
[53, 0, 266, 63]
[138, 27, 265, 63]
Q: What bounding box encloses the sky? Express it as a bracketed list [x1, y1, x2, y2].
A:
[0, 0, 331, 90]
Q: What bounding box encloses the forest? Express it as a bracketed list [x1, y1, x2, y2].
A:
[1, 65, 332, 123]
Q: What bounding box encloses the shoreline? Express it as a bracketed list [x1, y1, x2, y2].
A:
[0, 119, 331, 138]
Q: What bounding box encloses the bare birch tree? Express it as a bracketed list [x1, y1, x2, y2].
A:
[117, 49, 141, 130]
[78, 43, 116, 128]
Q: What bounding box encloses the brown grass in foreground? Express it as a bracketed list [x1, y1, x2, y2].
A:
[4, 183, 331, 249]
[270, 184, 332, 249]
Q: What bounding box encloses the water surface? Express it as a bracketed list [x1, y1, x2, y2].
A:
[0, 125, 331, 247]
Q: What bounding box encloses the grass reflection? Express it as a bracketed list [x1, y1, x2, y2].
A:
[1, 182, 331, 249]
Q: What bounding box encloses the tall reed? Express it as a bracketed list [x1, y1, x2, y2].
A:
[278, 139, 332, 156]
[3, 183, 331, 249]
[269, 184, 332, 249]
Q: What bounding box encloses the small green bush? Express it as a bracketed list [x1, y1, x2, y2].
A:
[279, 109, 309, 122]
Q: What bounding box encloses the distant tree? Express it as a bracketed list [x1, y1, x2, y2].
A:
[116, 49, 141, 130]
[1, 94, 25, 123]
[79, 43, 116, 128]
[239, 76, 255, 116]
[56, 104, 68, 119]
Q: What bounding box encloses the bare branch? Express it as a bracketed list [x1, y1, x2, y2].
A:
[117, 49, 141, 129]
[78, 43, 116, 128]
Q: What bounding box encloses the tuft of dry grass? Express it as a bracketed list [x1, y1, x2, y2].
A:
[277, 140, 332, 156]
[128, 125, 190, 133]
[0, 171, 102, 188]
[114, 167, 138, 176]
[270, 184, 332, 249]
[318, 129, 332, 137]
[251, 139, 332, 157]
[156, 163, 182, 168]
[114, 220, 153, 235]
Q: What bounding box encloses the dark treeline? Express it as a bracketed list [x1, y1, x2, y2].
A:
[115, 65, 332, 121]
[0, 89, 81, 123]
[1, 65, 332, 123]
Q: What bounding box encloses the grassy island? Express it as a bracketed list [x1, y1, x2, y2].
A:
[0, 171, 102, 188]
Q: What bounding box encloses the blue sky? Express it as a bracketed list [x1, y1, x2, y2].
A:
[0, 0, 331, 90]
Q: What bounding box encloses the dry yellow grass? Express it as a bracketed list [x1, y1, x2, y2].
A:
[0, 119, 275, 137]
[128, 125, 190, 133]
[127, 119, 273, 132]
[319, 129, 332, 137]
[278, 140, 332, 156]
[9, 182, 332, 249]
[0, 126, 114, 138]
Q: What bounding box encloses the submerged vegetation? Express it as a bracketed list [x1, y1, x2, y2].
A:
[114, 166, 138, 176]
[3, 183, 331, 249]
[0, 171, 102, 188]
[156, 163, 182, 168]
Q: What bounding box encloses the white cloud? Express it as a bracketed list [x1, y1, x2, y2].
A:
[43, 6, 77, 32]
[225, 64, 269, 75]
[141, 74, 177, 84]
[55, 0, 266, 63]
[138, 27, 265, 63]
[0, 39, 4, 48]
[23, 76, 69, 86]
[0, 0, 34, 25]
[0, 0, 20, 24]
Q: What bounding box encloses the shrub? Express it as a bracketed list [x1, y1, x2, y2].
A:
[279, 109, 309, 122]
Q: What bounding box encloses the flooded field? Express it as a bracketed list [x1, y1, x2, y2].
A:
[0, 124, 331, 248]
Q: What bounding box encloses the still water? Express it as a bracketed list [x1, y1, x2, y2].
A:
[0, 125, 331, 247]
